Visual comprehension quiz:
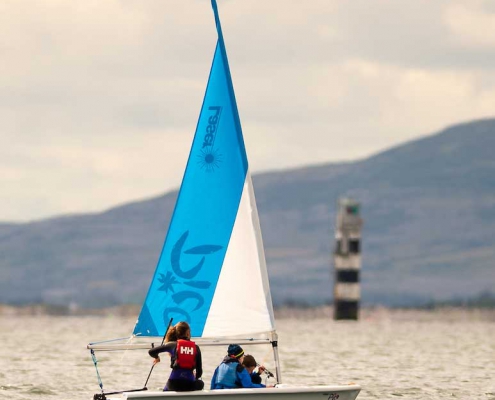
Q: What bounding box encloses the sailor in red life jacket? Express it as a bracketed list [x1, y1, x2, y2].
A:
[148, 321, 204, 392]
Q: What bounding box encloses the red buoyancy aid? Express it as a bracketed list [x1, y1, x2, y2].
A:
[174, 339, 197, 369]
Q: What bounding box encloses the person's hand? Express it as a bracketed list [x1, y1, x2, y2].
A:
[153, 356, 161, 365]
[258, 365, 266, 374]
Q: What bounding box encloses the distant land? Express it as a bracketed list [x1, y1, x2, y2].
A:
[1, 118, 495, 308]
[1, 301, 494, 319]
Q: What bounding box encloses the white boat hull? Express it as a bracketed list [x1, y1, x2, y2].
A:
[109, 385, 360, 400]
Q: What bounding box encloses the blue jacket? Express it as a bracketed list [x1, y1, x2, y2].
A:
[211, 357, 265, 389]
[249, 371, 262, 384]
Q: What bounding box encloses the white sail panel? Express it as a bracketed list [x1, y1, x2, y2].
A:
[202, 172, 275, 338]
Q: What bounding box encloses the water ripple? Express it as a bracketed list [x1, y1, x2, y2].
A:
[0, 310, 494, 400]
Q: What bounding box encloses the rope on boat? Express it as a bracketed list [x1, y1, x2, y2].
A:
[254, 347, 276, 380]
[88, 336, 133, 346]
[90, 349, 105, 397]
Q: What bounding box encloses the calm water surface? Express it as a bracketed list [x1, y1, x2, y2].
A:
[1, 309, 494, 400]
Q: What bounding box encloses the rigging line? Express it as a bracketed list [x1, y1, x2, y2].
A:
[90, 349, 104, 393]
[88, 336, 133, 346]
[258, 346, 273, 366]
[91, 319, 174, 399]
[255, 347, 276, 380]
[117, 334, 137, 363]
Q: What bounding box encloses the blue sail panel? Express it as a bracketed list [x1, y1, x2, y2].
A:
[133, 39, 248, 338]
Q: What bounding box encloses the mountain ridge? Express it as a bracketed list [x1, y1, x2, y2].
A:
[1, 118, 494, 307]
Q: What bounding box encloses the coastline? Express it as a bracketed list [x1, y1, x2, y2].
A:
[1, 303, 494, 321]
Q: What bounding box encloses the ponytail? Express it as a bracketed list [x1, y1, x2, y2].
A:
[166, 326, 178, 342]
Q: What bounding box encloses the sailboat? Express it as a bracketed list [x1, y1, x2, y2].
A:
[87, 1, 361, 399]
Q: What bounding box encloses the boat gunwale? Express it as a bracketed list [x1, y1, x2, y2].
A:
[120, 384, 361, 398]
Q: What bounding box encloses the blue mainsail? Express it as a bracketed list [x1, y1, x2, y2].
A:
[133, 0, 250, 338]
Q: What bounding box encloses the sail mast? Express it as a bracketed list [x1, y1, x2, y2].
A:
[210, 0, 281, 383]
[210, 0, 246, 162]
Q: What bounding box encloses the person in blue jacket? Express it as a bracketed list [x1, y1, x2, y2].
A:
[210, 344, 265, 389]
[242, 354, 266, 385]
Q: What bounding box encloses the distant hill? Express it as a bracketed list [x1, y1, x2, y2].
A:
[1, 118, 494, 307]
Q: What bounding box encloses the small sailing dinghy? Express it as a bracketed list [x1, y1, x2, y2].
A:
[87, 1, 361, 399]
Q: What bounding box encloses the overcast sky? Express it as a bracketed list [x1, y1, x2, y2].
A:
[2, 0, 494, 222]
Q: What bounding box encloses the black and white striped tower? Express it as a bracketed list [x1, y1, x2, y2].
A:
[333, 198, 363, 320]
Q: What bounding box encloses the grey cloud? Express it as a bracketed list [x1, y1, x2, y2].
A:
[1, 0, 495, 221]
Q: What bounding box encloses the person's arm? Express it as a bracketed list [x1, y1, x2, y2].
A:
[250, 371, 262, 384]
[195, 345, 203, 379]
[237, 367, 265, 388]
[148, 341, 175, 359]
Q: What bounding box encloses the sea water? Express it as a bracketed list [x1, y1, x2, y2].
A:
[0, 308, 494, 400]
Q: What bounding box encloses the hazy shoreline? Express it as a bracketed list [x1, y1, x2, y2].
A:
[1, 303, 494, 321]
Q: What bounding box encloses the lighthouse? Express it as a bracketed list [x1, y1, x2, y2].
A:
[333, 198, 363, 320]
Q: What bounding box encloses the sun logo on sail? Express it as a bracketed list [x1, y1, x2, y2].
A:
[198, 147, 223, 172]
[198, 105, 223, 172]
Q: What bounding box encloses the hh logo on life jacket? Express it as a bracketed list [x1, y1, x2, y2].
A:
[180, 346, 195, 355]
[175, 340, 196, 369]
